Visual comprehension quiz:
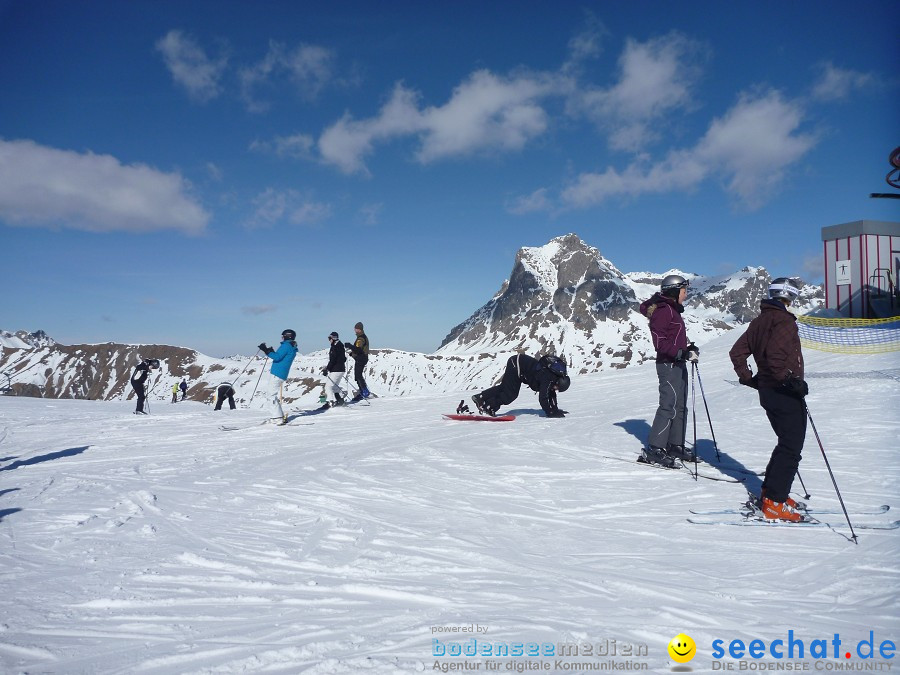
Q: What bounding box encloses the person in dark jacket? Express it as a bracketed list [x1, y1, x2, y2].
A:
[323, 331, 347, 407]
[344, 322, 370, 401]
[639, 274, 699, 467]
[130, 358, 160, 414]
[472, 354, 570, 418]
[729, 277, 808, 522]
[179, 379, 188, 400]
[214, 384, 236, 410]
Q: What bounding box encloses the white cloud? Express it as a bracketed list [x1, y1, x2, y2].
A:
[250, 133, 316, 160]
[289, 200, 332, 225]
[562, 14, 607, 76]
[156, 30, 227, 103]
[206, 162, 223, 181]
[239, 41, 335, 112]
[317, 71, 560, 174]
[357, 203, 383, 226]
[811, 62, 875, 101]
[241, 305, 277, 316]
[696, 90, 817, 207]
[318, 84, 424, 174]
[559, 90, 816, 210]
[311, 29, 704, 174]
[416, 70, 556, 163]
[246, 188, 332, 228]
[571, 32, 705, 152]
[0, 139, 210, 234]
[506, 188, 551, 215]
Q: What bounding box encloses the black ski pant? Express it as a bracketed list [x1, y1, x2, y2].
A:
[132, 381, 146, 412]
[648, 361, 687, 450]
[481, 356, 524, 410]
[214, 386, 236, 410]
[759, 386, 806, 503]
[353, 358, 368, 394]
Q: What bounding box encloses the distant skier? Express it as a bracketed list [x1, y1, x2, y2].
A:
[639, 274, 699, 467]
[130, 358, 160, 415]
[323, 331, 347, 407]
[179, 379, 188, 400]
[214, 384, 236, 410]
[472, 353, 570, 418]
[171, 382, 179, 403]
[257, 329, 298, 423]
[344, 322, 370, 401]
[729, 277, 808, 522]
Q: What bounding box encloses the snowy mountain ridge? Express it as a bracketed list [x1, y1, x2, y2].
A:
[0, 233, 823, 405]
[437, 234, 822, 371]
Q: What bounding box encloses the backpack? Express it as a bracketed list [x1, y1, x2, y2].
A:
[538, 354, 567, 378]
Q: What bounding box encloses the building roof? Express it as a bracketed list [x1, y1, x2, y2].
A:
[821, 220, 900, 241]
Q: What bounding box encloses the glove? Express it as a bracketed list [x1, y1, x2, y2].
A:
[739, 374, 759, 390]
[344, 342, 353, 349]
[685, 343, 700, 363]
[257, 343, 269, 353]
[783, 376, 808, 398]
[322, 367, 329, 376]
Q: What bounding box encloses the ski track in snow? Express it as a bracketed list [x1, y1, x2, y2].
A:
[0, 335, 898, 673]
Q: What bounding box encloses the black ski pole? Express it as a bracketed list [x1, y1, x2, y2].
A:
[795, 470, 811, 501]
[806, 402, 857, 544]
[145, 371, 158, 415]
[690, 361, 698, 480]
[232, 349, 261, 382]
[249, 355, 269, 406]
[694, 363, 721, 462]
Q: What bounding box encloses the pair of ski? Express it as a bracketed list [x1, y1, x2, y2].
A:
[625, 453, 758, 484]
[687, 502, 898, 530]
[220, 416, 313, 431]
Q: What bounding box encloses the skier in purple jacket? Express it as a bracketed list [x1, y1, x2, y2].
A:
[639, 274, 699, 467]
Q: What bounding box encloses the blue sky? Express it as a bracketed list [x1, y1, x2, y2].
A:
[1, 0, 898, 356]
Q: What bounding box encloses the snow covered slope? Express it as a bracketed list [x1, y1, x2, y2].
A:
[0, 337, 897, 673]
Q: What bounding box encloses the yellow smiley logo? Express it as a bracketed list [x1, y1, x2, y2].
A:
[667, 633, 696, 663]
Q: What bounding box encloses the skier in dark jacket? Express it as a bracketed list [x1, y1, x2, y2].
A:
[130, 358, 160, 414]
[639, 274, 699, 467]
[214, 384, 236, 410]
[322, 331, 347, 406]
[179, 379, 188, 400]
[472, 353, 570, 418]
[729, 277, 808, 522]
[344, 322, 370, 401]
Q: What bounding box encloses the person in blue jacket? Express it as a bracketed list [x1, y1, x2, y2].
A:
[257, 329, 298, 423]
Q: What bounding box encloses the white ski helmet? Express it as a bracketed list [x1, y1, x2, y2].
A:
[769, 277, 800, 302]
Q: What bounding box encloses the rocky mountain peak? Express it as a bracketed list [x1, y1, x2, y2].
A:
[440, 234, 639, 359]
[439, 233, 824, 372]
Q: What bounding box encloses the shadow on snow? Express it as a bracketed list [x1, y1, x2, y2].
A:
[0, 446, 90, 472]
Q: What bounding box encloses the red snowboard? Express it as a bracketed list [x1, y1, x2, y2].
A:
[442, 414, 515, 422]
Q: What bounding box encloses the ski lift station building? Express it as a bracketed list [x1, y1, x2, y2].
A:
[821, 220, 900, 318]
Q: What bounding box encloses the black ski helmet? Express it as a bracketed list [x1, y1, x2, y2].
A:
[661, 274, 689, 291]
[660, 274, 689, 299]
[768, 277, 800, 302]
[282, 329, 296, 341]
[556, 374, 571, 392]
[328, 331, 339, 340]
